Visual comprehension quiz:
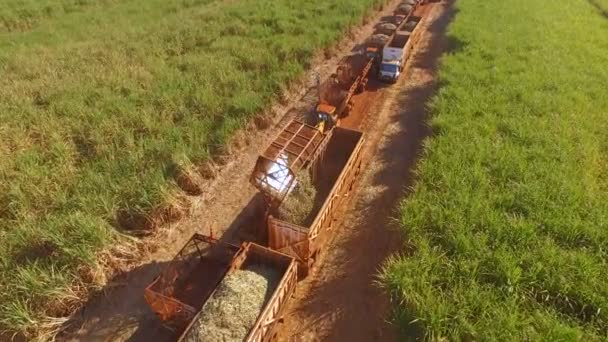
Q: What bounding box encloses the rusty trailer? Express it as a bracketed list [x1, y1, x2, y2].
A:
[144, 234, 240, 329]
[390, 1, 422, 42]
[314, 51, 377, 127]
[256, 127, 365, 276]
[144, 234, 297, 342]
[250, 119, 331, 205]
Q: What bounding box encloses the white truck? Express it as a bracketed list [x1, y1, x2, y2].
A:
[378, 31, 411, 83]
[378, 12, 423, 83]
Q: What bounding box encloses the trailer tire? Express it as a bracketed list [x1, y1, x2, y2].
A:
[356, 80, 366, 94]
[345, 102, 354, 116]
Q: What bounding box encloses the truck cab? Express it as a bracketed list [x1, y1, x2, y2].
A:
[314, 103, 337, 133]
[365, 46, 379, 60]
[379, 32, 410, 83]
[379, 61, 401, 82]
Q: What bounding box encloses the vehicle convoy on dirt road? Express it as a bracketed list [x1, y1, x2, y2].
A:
[251, 123, 365, 275]
[311, 0, 426, 127]
[144, 234, 297, 342]
[378, 5, 424, 82]
[0, 0, 455, 340]
[312, 49, 379, 130]
[139, 0, 432, 341]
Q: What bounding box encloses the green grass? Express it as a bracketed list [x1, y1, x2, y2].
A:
[0, 0, 113, 32]
[382, 0, 608, 340]
[0, 0, 389, 337]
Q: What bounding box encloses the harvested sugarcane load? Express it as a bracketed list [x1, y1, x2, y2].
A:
[144, 235, 297, 342]
[182, 265, 280, 342]
[277, 170, 317, 227]
[266, 127, 365, 275]
[376, 22, 397, 35]
[403, 19, 419, 32]
[368, 33, 390, 47]
[396, 4, 413, 15]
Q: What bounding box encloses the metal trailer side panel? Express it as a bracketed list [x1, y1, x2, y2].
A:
[268, 219, 309, 266]
[267, 128, 365, 275]
[399, 32, 415, 66]
[399, 13, 426, 68]
[333, 57, 375, 121]
[306, 127, 364, 258]
[409, 15, 426, 51]
[143, 234, 240, 329]
[246, 253, 298, 342]
[176, 242, 296, 342]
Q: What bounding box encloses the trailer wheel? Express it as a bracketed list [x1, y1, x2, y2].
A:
[308, 252, 318, 273]
[345, 102, 354, 116]
[356, 80, 366, 94]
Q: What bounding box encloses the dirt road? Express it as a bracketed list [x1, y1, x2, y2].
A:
[60, 1, 454, 341]
[58, 0, 433, 341]
[58, 1, 454, 341]
[277, 2, 453, 341]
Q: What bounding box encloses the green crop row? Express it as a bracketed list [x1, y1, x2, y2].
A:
[382, 0, 608, 340]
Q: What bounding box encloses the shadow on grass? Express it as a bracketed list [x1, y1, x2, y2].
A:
[282, 2, 456, 342]
[586, 0, 608, 19]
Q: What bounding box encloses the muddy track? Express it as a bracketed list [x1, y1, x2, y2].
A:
[277, 2, 453, 341]
[58, 0, 427, 341]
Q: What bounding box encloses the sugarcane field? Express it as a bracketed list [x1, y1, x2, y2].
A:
[1, 0, 608, 341]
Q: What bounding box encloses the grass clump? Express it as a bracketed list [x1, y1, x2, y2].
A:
[278, 171, 317, 227]
[0, 0, 389, 338]
[382, 0, 608, 340]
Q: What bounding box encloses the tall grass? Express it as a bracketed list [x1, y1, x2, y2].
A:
[0, 0, 388, 338]
[0, 0, 114, 32]
[382, 0, 608, 340]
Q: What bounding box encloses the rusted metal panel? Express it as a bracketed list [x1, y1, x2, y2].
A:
[268, 217, 309, 265]
[266, 127, 365, 275]
[246, 246, 298, 342]
[143, 234, 240, 330]
[250, 119, 329, 204]
[174, 241, 297, 342]
[143, 289, 196, 328]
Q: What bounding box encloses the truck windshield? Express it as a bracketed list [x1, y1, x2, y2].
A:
[381, 64, 399, 73]
[317, 112, 331, 122]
